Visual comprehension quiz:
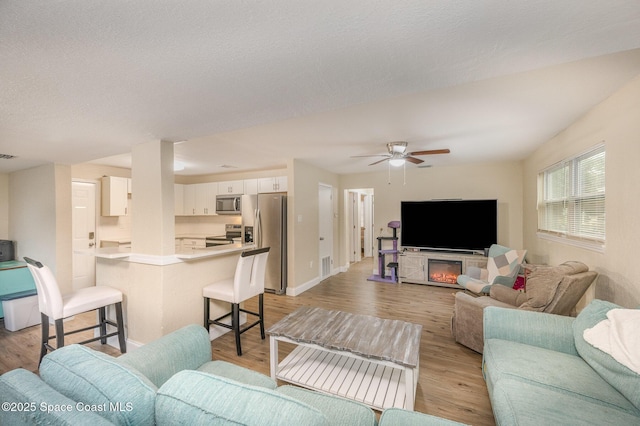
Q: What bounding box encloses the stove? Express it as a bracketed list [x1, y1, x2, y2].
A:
[205, 224, 242, 247]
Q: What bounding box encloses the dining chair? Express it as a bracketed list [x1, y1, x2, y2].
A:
[203, 247, 270, 355]
[24, 257, 126, 364]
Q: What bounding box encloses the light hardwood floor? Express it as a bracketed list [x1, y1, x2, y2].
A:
[0, 258, 495, 425]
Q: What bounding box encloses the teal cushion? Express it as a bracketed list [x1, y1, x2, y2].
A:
[573, 299, 640, 411]
[155, 370, 329, 425]
[0, 369, 114, 426]
[483, 338, 638, 414]
[491, 377, 640, 426]
[117, 323, 212, 388]
[197, 360, 277, 389]
[379, 407, 467, 425]
[277, 385, 376, 426]
[40, 344, 157, 425]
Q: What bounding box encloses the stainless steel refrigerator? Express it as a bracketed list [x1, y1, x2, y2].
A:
[255, 193, 287, 294]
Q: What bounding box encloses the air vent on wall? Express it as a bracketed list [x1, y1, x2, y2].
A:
[0, 154, 17, 160]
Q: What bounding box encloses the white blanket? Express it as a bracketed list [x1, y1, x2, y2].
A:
[583, 309, 640, 375]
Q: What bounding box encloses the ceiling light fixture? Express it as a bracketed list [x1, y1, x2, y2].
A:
[389, 158, 405, 167]
[389, 153, 406, 167]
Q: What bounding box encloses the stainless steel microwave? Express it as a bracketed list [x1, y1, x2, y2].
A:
[216, 195, 241, 215]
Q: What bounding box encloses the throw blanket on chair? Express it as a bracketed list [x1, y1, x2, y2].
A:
[583, 308, 640, 375]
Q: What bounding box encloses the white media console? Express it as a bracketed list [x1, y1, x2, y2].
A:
[398, 249, 488, 288]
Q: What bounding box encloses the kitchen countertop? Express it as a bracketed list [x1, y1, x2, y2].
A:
[95, 243, 256, 261]
[102, 235, 216, 246]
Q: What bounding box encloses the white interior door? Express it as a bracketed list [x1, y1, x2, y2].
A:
[363, 193, 373, 257]
[318, 184, 333, 279]
[72, 181, 97, 289]
[347, 191, 361, 263]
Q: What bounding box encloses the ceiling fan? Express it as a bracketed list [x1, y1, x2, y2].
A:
[353, 141, 450, 167]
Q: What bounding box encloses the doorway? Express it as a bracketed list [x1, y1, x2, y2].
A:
[72, 181, 97, 289]
[346, 188, 374, 264]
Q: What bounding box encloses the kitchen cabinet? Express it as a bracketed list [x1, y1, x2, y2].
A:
[195, 182, 217, 215]
[218, 180, 243, 195]
[182, 184, 196, 215]
[100, 239, 131, 248]
[258, 176, 287, 193]
[101, 176, 129, 216]
[179, 183, 216, 215]
[244, 179, 258, 195]
[178, 238, 206, 250]
[174, 184, 184, 215]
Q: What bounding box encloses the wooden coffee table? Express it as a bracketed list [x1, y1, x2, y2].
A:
[267, 306, 422, 411]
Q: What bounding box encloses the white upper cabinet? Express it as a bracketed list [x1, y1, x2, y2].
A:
[194, 182, 217, 215]
[179, 183, 217, 215]
[174, 184, 184, 216]
[258, 176, 287, 193]
[182, 184, 196, 215]
[101, 176, 129, 216]
[217, 180, 244, 195]
[244, 179, 258, 195]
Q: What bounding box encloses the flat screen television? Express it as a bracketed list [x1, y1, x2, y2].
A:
[400, 199, 497, 253]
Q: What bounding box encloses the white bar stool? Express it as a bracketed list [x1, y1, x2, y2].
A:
[203, 247, 270, 356]
[24, 257, 126, 364]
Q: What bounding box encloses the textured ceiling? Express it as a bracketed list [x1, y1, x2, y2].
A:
[1, 1, 640, 175]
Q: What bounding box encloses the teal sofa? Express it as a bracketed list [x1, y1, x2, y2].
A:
[0, 323, 462, 425]
[482, 300, 640, 425]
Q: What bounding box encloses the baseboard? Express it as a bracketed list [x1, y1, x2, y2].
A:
[286, 266, 347, 296]
[286, 276, 321, 296]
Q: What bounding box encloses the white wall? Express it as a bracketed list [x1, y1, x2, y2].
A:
[0, 173, 8, 239]
[9, 164, 72, 291]
[289, 159, 340, 293]
[523, 73, 640, 308]
[339, 161, 524, 271]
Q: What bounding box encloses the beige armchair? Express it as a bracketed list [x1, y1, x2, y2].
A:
[451, 261, 598, 353]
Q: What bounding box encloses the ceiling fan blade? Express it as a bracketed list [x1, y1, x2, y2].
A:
[350, 154, 389, 158]
[408, 149, 450, 156]
[369, 158, 389, 166]
[405, 156, 424, 164]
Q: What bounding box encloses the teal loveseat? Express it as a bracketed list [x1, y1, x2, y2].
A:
[0, 324, 462, 425]
[482, 300, 640, 425]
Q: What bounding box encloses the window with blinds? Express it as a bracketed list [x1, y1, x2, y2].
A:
[537, 144, 605, 250]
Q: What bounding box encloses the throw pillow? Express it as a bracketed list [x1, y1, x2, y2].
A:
[40, 344, 157, 425]
[519, 266, 564, 311]
[155, 370, 328, 425]
[573, 299, 640, 411]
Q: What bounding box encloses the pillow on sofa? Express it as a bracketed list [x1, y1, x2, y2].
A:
[518, 266, 564, 311]
[520, 261, 590, 312]
[40, 344, 157, 425]
[155, 370, 328, 425]
[0, 368, 114, 426]
[573, 299, 640, 411]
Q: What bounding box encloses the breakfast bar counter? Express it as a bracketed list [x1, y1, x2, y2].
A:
[95, 243, 256, 347]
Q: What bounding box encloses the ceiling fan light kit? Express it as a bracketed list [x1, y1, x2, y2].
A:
[389, 157, 406, 167]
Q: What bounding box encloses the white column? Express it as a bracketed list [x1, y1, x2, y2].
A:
[130, 140, 175, 256]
